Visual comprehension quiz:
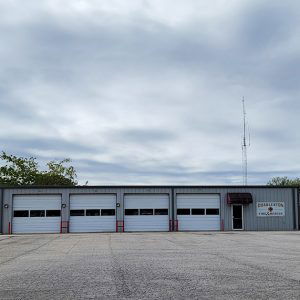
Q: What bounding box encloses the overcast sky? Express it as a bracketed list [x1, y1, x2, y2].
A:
[0, 0, 299, 185]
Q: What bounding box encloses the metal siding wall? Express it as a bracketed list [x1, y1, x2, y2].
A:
[3, 189, 12, 234]
[0, 186, 296, 233]
[299, 189, 300, 230]
[250, 188, 293, 231]
[296, 189, 300, 230]
[219, 188, 230, 230]
[61, 189, 69, 232]
[174, 187, 295, 231]
[0, 188, 2, 233]
[225, 187, 293, 231]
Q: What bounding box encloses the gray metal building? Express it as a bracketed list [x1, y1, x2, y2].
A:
[0, 186, 299, 234]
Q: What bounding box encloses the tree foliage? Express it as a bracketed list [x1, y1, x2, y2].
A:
[0, 152, 77, 186]
[267, 176, 300, 187]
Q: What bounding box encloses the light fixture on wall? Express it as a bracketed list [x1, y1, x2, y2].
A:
[116, 203, 120, 207]
[4, 204, 9, 209]
[61, 204, 66, 208]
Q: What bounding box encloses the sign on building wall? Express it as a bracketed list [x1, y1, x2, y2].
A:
[257, 202, 285, 217]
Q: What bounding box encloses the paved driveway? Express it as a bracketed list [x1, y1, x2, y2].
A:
[0, 232, 299, 299]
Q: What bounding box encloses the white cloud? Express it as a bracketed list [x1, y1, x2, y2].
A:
[0, 0, 299, 185]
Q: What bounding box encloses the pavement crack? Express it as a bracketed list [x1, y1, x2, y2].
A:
[65, 239, 81, 255]
[0, 236, 61, 267]
[210, 251, 300, 285]
[108, 234, 132, 298]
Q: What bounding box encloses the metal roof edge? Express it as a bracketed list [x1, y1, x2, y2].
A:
[0, 185, 298, 189]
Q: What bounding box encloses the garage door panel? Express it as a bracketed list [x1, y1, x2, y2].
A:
[12, 195, 61, 234]
[12, 217, 61, 233]
[69, 216, 115, 233]
[125, 216, 169, 232]
[69, 194, 116, 233]
[177, 194, 220, 208]
[124, 194, 169, 209]
[176, 194, 220, 231]
[14, 195, 61, 210]
[70, 194, 115, 209]
[178, 216, 220, 231]
[124, 194, 169, 232]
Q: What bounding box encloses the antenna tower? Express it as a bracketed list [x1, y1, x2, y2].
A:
[242, 97, 250, 185]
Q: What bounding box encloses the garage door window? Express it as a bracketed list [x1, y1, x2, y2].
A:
[177, 209, 190, 215]
[14, 210, 29, 217]
[155, 209, 168, 215]
[140, 209, 153, 215]
[192, 209, 205, 215]
[125, 209, 139, 215]
[86, 209, 100, 216]
[46, 210, 61, 217]
[101, 209, 115, 216]
[70, 210, 85, 216]
[206, 209, 219, 215]
[30, 210, 45, 217]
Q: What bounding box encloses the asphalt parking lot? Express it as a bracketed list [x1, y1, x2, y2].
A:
[0, 232, 299, 299]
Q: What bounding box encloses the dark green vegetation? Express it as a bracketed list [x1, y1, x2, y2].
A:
[267, 176, 300, 187]
[0, 151, 77, 186]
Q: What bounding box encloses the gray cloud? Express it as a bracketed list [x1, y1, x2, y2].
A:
[237, 2, 296, 48]
[1, 138, 98, 155]
[0, 0, 299, 185]
[109, 128, 176, 144]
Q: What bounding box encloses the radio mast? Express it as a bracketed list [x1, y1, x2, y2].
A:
[242, 97, 250, 185]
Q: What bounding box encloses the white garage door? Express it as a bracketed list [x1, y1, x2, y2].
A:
[124, 194, 169, 232]
[176, 194, 220, 231]
[12, 195, 61, 234]
[69, 194, 116, 233]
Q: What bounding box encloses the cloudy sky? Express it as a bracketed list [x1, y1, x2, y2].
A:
[0, 0, 299, 185]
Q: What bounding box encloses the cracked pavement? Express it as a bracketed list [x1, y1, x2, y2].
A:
[0, 232, 299, 299]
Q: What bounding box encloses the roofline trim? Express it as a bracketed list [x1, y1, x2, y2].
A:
[0, 185, 298, 189]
